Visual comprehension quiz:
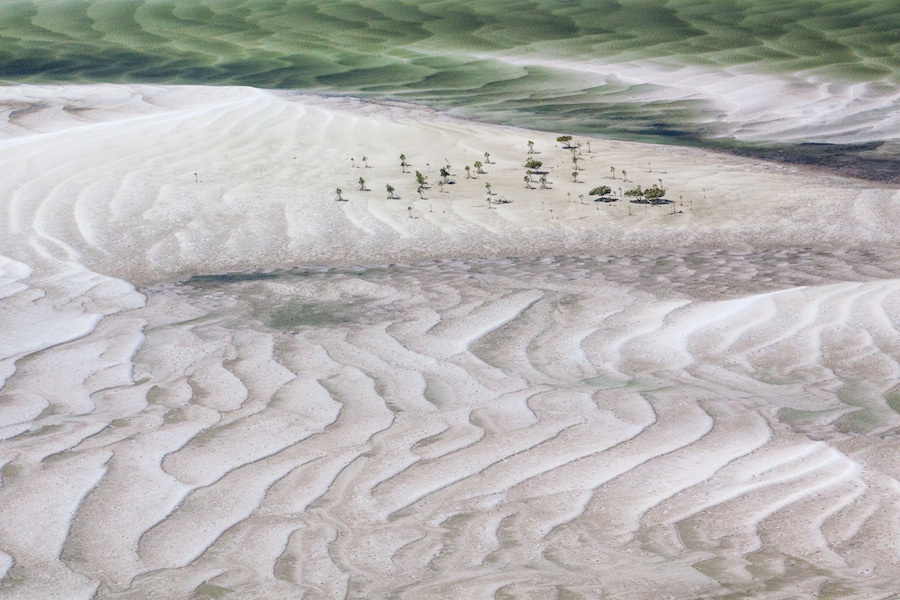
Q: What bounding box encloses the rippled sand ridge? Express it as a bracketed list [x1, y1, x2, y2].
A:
[1, 84, 900, 599]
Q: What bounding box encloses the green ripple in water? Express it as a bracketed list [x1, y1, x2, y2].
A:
[2, 0, 900, 177]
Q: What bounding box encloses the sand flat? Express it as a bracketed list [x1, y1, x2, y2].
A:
[1, 84, 899, 599]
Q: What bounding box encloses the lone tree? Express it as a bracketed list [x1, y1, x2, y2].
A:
[362, 155, 369, 168]
[485, 182, 492, 196]
[557, 135, 573, 148]
[358, 177, 367, 191]
[524, 157, 542, 171]
[483, 152, 492, 164]
[524, 175, 533, 189]
[572, 155, 580, 170]
[465, 165, 472, 178]
[400, 154, 408, 173]
[572, 171, 579, 183]
[624, 185, 644, 201]
[622, 170, 627, 182]
[415, 170, 427, 187]
[386, 184, 396, 199]
[644, 184, 667, 202]
[335, 188, 344, 201]
[527, 140, 535, 154]
[417, 184, 425, 199]
[474, 160, 485, 174]
[539, 174, 550, 189]
[610, 166, 616, 179]
[589, 185, 613, 200]
[440, 166, 450, 184]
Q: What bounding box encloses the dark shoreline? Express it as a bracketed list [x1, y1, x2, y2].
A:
[172, 248, 900, 303]
[713, 140, 900, 184]
[345, 94, 900, 185]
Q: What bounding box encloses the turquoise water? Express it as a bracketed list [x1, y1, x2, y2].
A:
[2, 0, 899, 176]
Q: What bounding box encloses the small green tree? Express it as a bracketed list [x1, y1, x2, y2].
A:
[539, 174, 549, 189]
[557, 135, 573, 148]
[386, 184, 396, 199]
[335, 188, 344, 201]
[362, 155, 369, 168]
[524, 175, 533, 189]
[610, 166, 615, 179]
[474, 160, 484, 174]
[572, 171, 579, 182]
[440, 167, 450, 184]
[485, 182, 492, 196]
[589, 185, 612, 199]
[624, 185, 644, 201]
[644, 184, 667, 202]
[527, 140, 535, 154]
[358, 177, 366, 191]
[484, 151, 492, 164]
[465, 165, 472, 179]
[524, 157, 542, 170]
[417, 184, 425, 199]
[400, 154, 408, 173]
[415, 170, 426, 186]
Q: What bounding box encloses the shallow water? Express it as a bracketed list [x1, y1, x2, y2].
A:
[2, 0, 900, 175]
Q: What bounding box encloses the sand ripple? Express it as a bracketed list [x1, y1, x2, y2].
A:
[1, 257, 899, 598]
[1, 85, 900, 599]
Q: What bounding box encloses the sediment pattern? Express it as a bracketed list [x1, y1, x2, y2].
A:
[3, 256, 900, 599]
[2, 85, 900, 599]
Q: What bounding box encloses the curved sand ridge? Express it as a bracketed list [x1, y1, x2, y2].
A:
[0, 84, 898, 285]
[1, 85, 900, 599]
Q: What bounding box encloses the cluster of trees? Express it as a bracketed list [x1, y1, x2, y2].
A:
[623, 184, 667, 203]
[338, 138, 674, 212]
[340, 150, 498, 204]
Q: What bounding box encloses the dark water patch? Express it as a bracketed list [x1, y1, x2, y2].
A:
[6, 101, 46, 119]
[187, 270, 309, 287]
[174, 248, 900, 304]
[723, 141, 900, 184]
[267, 301, 356, 329]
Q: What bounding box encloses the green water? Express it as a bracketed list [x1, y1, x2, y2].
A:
[2, 0, 900, 175]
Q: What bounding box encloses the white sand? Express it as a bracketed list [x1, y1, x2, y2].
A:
[0, 83, 897, 286]
[1, 84, 900, 599]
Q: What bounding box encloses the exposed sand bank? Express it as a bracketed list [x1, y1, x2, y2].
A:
[1, 85, 899, 600]
[0, 84, 897, 286]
